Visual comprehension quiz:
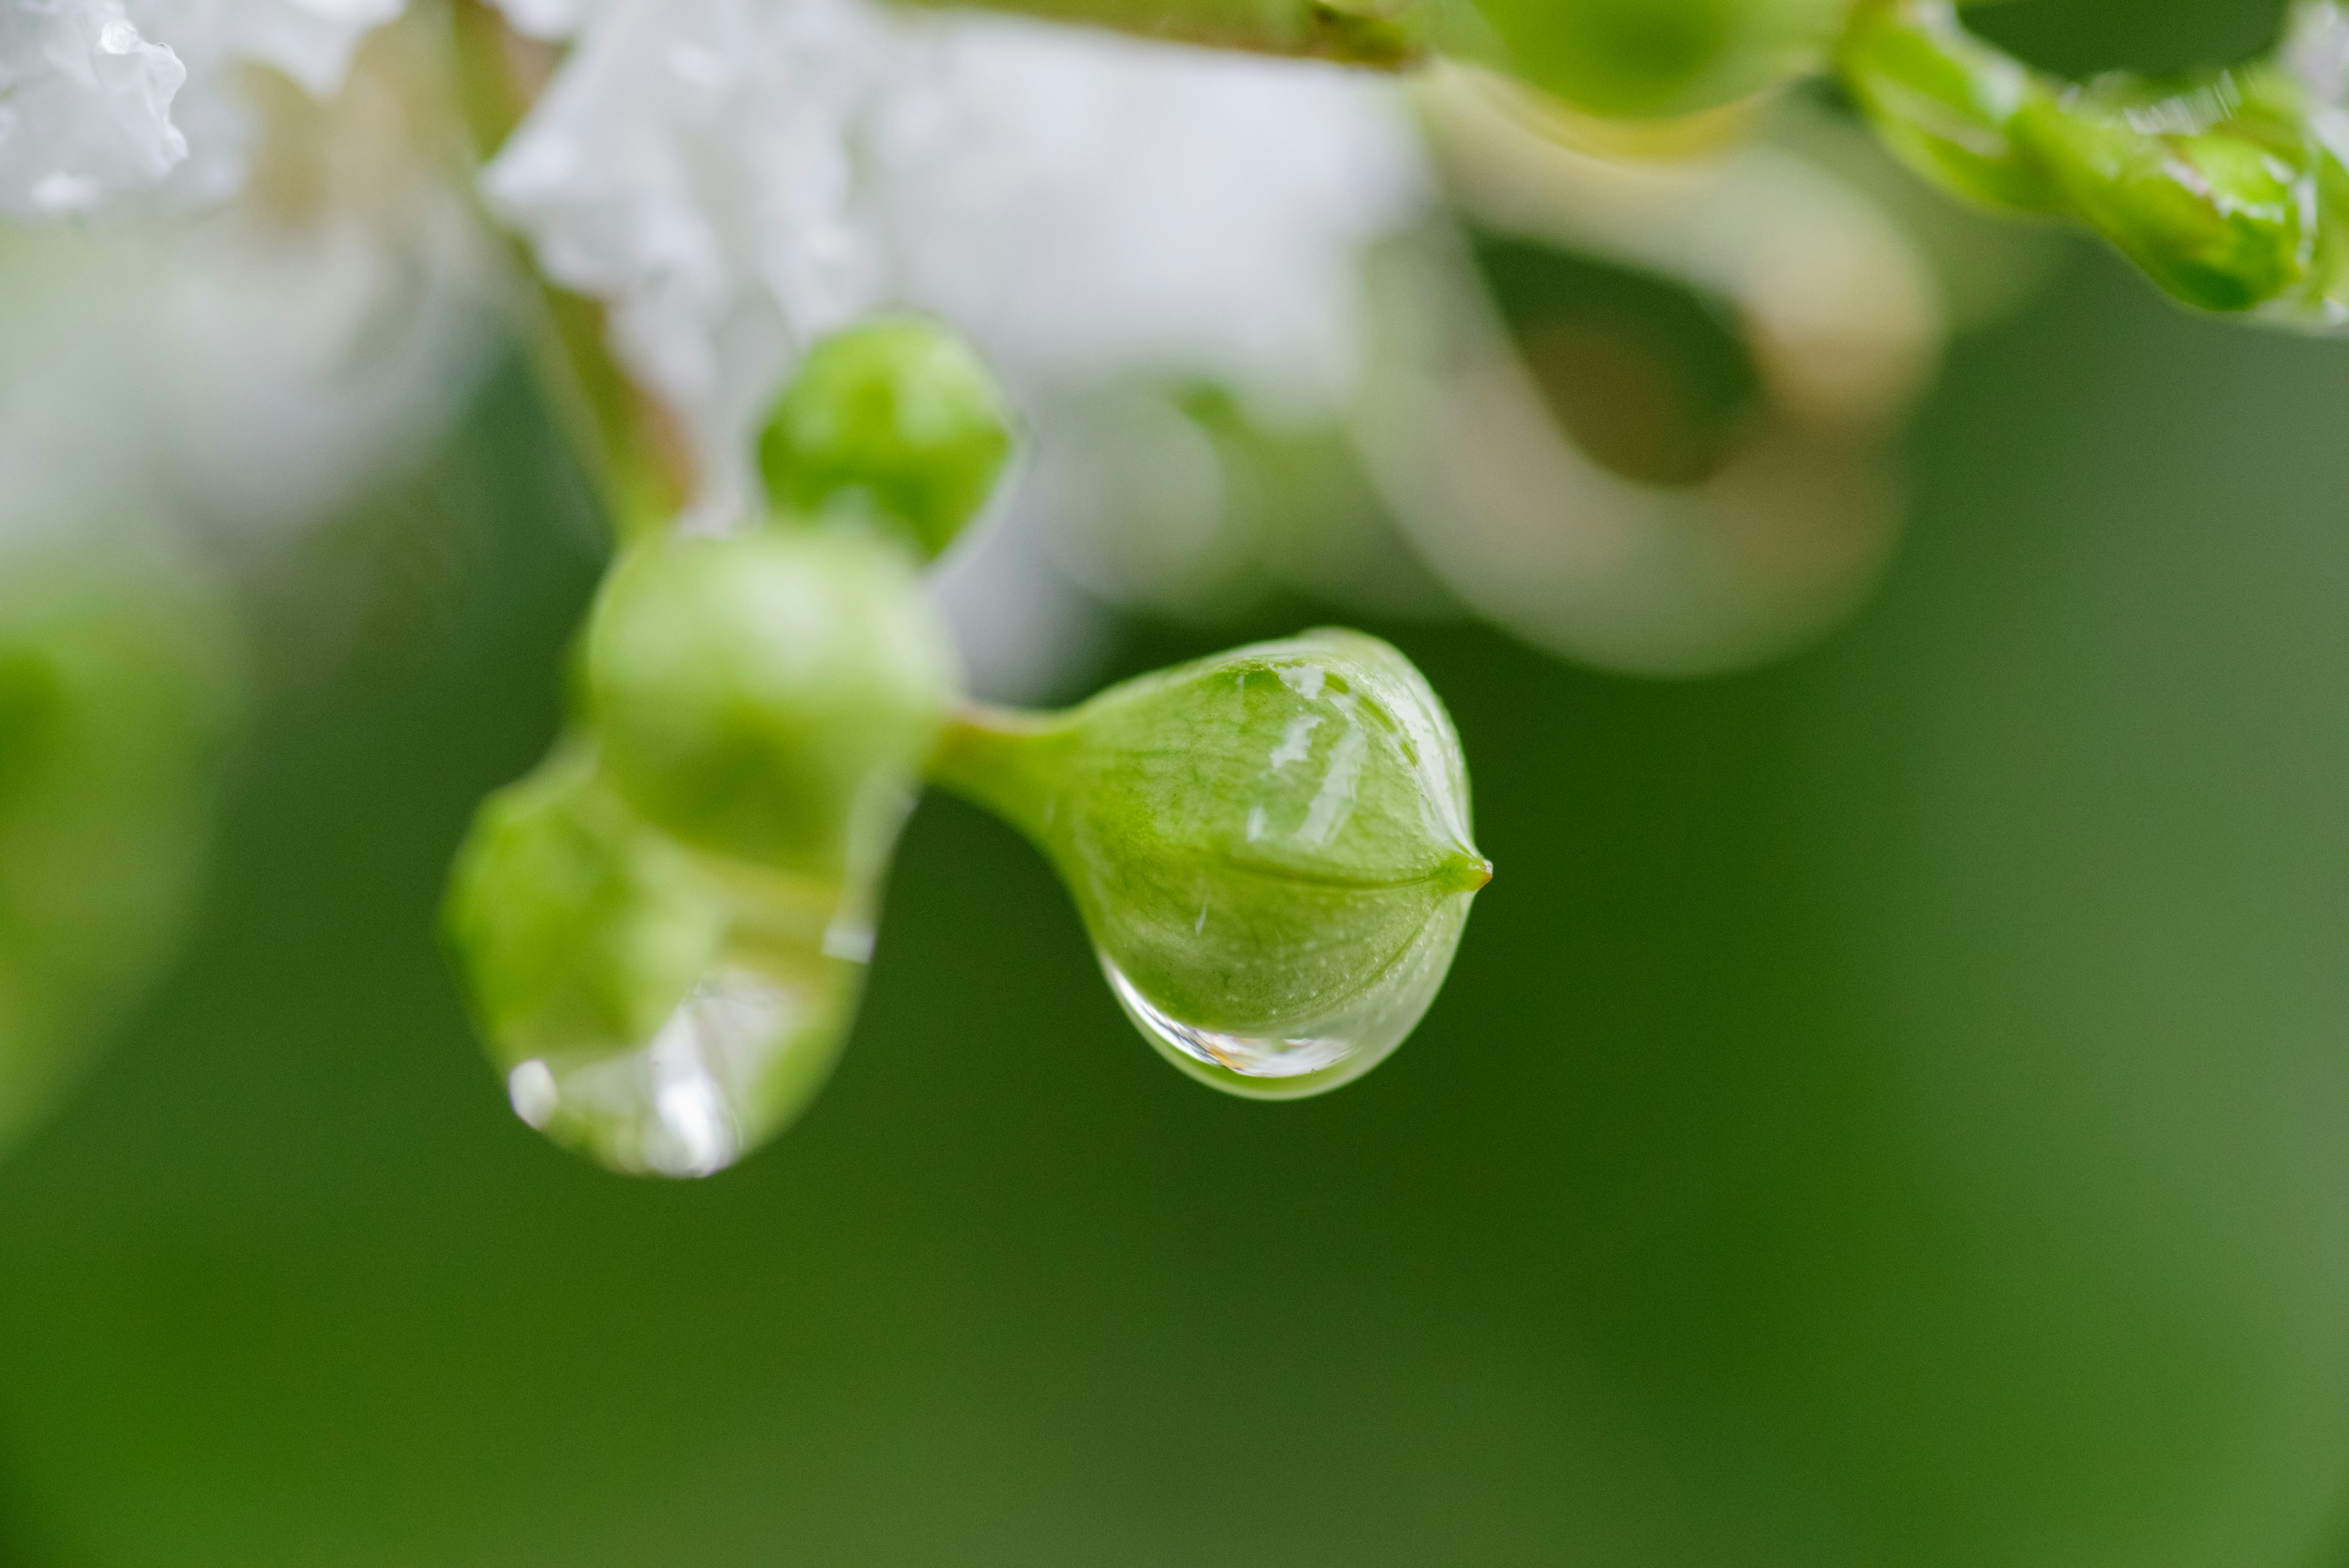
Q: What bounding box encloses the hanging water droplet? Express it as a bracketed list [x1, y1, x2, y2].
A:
[1094, 877, 1478, 1101]
[443, 745, 878, 1178]
[503, 961, 855, 1179]
[1102, 959, 1354, 1080]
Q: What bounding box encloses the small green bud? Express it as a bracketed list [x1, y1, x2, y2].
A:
[2014, 83, 2314, 313]
[933, 630, 1489, 1099]
[1459, 0, 1847, 119]
[1838, 0, 2061, 213]
[581, 527, 960, 880]
[443, 746, 729, 1063]
[442, 745, 867, 1178]
[758, 315, 1016, 560]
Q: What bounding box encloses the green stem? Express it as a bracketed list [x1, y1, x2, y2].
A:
[904, 0, 2032, 78]
[900, 0, 1428, 68]
[447, 0, 694, 544]
[925, 703, 1075, 844]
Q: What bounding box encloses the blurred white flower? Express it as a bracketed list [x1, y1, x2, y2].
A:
[483, 0, 1432, 529]
[483, 0, 896, 530]
[482, 0, 1429, 698]
[0, 18, 499, 548]
[868, 18, 1426, 420]
[0, 0, 404, 219]
[1354, 69, 1941, 677]
[0, 0, 187, 217]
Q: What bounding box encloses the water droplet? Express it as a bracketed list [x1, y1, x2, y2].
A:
[1092, 877, 1478, 1100]
[504, 964, 850, 1179]
[1105, 959, 1356, 1079]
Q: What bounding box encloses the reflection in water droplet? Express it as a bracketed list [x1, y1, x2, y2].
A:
[506, 1059, 559, 1126]
[506, 966, 842, 1179]
[1093, 888, 1475, 1100]
[1103, 958, 1357, 1080]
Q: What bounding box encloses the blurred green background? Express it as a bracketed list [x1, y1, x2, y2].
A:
[13, 10, 2349, 1563]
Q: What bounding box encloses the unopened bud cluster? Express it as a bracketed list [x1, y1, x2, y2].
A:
[444, 318, 998, 1177]
[443, 318, 1492, 1173]
[1447, 0, 2349, 329]
[1841, 0, 2349, 322]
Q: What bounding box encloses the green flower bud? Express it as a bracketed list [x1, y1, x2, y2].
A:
[933, 630, 1489, 1099]
[581, 527, 960, 880]
[1838, 0, 2061, 212]
[758, 315, 1016, 560]
[442, 745, 867, 1178]
[1458, 0, 1847, 120]
[444, 745, 730, 1062]
[2013, 81, 2315, 313]
[0, 550, 241, 1152]
[2281, 140, 2349, 325]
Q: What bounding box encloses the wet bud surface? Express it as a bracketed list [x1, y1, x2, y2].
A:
[443, 746, 869, 1179]
[1842, 1, 2349, 322]
[2016, 85, 2314, 313]
[936, 630, 1489, 1098]
[1838, 0, 2059, 212]
[443, 746, 731, 1065]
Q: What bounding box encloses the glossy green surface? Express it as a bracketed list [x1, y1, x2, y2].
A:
[443, 745, 726, 1066]
[2015, 85, 2310, 312]
[935, 631, 1486, 1095]
[1841, 1, 2349, 321]
[1839, 0, 2058, 211]
[442, 743, 867, 1177]
[582, 528, 957, 880]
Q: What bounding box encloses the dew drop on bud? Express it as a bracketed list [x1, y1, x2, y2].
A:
[503, 959, 855, 1180]
[935, 629, 1491, 1099]
[442, 746, 867, 1178]
[1102, 948, 1407, 1083]
[2013, 86, 2314, 314]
